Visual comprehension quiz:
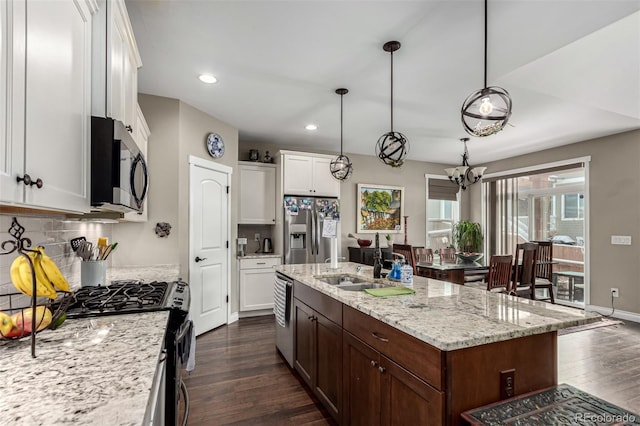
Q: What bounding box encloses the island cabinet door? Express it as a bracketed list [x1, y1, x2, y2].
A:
[314, 313, 342, 420]
[294, 299, 314, 386]
[343, 331, 381, 426]
[379, 355, 444, 425]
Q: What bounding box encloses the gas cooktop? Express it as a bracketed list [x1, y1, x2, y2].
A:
[64, 280, 189, 318]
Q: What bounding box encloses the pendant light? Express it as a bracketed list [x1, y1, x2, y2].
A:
[461, 0, 512, 137]
[330, 88, 353, 181]
[445, 138, 487, 190]
[375, 41, 408, 168]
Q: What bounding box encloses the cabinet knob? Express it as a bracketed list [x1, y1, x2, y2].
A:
[370, 360, 377, 367]
[16, 174, 43, 188]
[378, 366, 386, 374]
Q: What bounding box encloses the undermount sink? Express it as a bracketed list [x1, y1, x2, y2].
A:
[315, 275, 370, 285]
[314, 275, 390, 291]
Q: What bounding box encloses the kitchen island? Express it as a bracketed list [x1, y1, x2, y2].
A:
[0, 310, 169, 425]
[275, 262, 600, 425]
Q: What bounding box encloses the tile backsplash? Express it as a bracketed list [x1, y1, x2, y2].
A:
[0, 215, 113, 302]
[238, 224, 274, 254]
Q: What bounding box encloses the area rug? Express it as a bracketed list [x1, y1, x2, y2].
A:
[558, 318, 624, 335]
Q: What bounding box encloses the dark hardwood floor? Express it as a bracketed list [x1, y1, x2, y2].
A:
[184, 315, 334, 425]
[184, 315, 640, 425]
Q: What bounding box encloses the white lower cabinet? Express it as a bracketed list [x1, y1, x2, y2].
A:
[239, 257, 281, 311]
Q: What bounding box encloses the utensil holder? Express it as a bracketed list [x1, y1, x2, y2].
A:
[81, 260, 107, 287]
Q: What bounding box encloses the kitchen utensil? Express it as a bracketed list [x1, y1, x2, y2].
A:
[70, 236, 86, 252]
[101, 242, 118, 260]
[262, 237, 272, 253]
[97, 237, 109, 259]
[78, 241, 93, 261]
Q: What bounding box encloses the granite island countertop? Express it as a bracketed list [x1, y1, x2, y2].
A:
[275, 262, 600, 351]
[0, 310, 169, 426]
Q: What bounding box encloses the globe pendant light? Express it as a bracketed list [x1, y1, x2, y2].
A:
[461, 0, 512, 137]
[330, 88, 353, 181]
[376, 41, 408, 168]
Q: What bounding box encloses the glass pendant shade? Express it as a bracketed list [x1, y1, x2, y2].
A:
[461, 0, 512, 137]
[331, 88, 353, 181]
[376, 41, 408, 168]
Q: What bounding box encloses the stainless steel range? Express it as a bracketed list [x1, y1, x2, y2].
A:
[63, 280, 191, 426]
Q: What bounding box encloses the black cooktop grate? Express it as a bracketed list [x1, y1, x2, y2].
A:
[65, 281, 169, 318]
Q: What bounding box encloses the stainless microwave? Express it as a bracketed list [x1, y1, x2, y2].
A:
[91, 116, 149, 212]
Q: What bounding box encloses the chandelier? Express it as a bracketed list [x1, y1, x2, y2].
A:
[375, 41, 408, 168]
[445, 138, 487, 190]
[330, 88, 353, 181]
[461, 0, 512, 137]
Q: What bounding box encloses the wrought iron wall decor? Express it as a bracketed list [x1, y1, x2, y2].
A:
[375, 41, 408, 168]
[461, 0, 512, 137]
[330, 88, 353, 181]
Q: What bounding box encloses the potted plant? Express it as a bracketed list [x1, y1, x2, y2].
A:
[452, 220, 483, 253]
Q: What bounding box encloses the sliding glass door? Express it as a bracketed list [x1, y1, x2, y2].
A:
[485, 165, 586, 306]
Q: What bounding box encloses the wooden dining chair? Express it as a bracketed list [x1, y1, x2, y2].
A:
[486, 255, 513, 293]
[414, 247, 433, 265]
[440, 247, 457, 264]
[511, 242, 538, 300]
[392, 244, 416, 274]
[531, 240, 555, 303]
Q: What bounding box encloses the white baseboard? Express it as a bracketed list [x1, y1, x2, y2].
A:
[228, 312, 239, 324]
[585, 304, 640, 323]
[239, 309, 274, 318]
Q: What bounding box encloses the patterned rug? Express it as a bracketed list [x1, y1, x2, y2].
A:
[558, 318, 624, 335]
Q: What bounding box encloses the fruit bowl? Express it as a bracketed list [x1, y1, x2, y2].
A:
[357, 239, 372, 247]
[456, 252, 483, 263]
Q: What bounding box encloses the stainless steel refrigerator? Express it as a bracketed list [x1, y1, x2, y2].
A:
[284, 196, 340, 264]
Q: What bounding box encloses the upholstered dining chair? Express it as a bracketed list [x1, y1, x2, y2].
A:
[486, 255, 513, 293]
[531, 240, 555, 303]
[392, 244, 416, 274]
[511, 242, 538, 300]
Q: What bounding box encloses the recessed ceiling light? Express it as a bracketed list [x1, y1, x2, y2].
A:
[198, 74, 217, 84]
[305, 124, 318, 131]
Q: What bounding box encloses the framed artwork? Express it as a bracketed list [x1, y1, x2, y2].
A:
[357, 184, 404, 233]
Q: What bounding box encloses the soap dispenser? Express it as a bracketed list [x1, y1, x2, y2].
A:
[389, 259, 402, 281]
[401, 260, 414, 287]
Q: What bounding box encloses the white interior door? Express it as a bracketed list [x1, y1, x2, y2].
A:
[189, 156, 231, 336]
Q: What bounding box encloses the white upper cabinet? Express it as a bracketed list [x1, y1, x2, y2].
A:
[122, 104, 150, 222]
[238, 162, 276, 224]
[0, 0, 94, 213]
[282, 152, 340, 198]
[92, 0, 141, 134]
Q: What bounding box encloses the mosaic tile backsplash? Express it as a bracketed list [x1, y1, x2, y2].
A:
[0, 215, 113, 308]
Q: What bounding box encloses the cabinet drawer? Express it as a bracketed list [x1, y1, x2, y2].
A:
[239, 257, 281, 270]
[343, 305, 443, 390]
[294, 282, 342, 326]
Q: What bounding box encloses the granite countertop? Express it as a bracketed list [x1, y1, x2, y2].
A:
[275, 262, 600, 351]
[238, 254, 281, 260]
[0, 311, 169, 426]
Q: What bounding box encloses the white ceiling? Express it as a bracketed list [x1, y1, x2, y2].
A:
[126, 0, 640, 164]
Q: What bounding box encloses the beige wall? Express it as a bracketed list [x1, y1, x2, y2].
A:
[113, 94, 240, 312]
[470, 129, 640, 314]
[112, 94, 180, 267]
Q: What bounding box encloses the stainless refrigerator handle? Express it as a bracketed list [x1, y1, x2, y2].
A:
[315, 212, 320, 255]
[310, 209, 315, 255]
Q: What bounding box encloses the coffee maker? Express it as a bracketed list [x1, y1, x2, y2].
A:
[237, 238, 247, 257]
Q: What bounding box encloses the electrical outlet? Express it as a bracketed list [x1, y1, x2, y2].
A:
[500, 369, 515, 399]
[611, 288, 619, 298]
[254, 233, 260, 241]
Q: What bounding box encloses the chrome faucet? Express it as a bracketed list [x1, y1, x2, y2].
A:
[356, 265, 362, 273]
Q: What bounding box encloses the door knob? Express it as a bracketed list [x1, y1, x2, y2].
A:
[195, 256, 207, 262]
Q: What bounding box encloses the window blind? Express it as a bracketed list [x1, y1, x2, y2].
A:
[428, 178, 459, 201]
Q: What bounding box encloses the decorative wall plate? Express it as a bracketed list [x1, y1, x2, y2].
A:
[206, 133, 225, 158]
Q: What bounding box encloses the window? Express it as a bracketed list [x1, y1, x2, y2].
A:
[425, 176, 459, 249]
[562, 193, 584, 220]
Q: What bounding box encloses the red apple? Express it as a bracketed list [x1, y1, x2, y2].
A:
[0, 311, 14, 337]
[11, 306, 52, 334]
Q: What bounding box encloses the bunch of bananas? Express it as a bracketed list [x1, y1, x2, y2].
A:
[10, 247, 71, 299]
